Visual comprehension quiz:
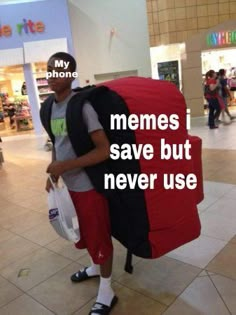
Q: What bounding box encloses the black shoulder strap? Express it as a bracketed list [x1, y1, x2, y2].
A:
[40, 94, 55, 143]
[65, 87, 111, 196]
[72, 84, 96, 93]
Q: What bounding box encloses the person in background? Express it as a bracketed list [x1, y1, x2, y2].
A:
[7, 103, 16, 129]
[21, 82, 27, 95]
[204, 70, 221, 129]
[0, 136, 3, 166]
[218, 69, 234, 121]
[41, 52, 117, 315]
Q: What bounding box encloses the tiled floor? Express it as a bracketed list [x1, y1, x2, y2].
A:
[0, 110, 236, 315]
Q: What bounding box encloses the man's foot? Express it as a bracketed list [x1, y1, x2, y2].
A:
[71, 267, 99, 282]
[209, 126, 219, 129]
[89, 296, 118, 315]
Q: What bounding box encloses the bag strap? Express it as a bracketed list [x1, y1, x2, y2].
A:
[124, 250, 133, 274]
[48, 175, 58, 189]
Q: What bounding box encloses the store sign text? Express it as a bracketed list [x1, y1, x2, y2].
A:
[0, 19, 45, 38]
[207, 31, 236, 46]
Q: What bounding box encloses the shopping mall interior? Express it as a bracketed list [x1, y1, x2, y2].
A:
[1, 0, 236, 315]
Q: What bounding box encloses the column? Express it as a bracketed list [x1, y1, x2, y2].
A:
[23, 63, 43, 135]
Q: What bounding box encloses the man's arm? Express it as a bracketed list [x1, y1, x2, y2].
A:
[46, 146, 58, 192]
[209, 79, 219, 91]
[46, 129, 110, 177]
[224, 84, 232, 99]
[51, 146, 56, 161]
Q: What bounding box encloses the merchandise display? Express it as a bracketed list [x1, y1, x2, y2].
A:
[0, 62, 52, 136]
[36, 77, 54, 103]
[0, 62, 55, 136]
[0, 90, 34, 134]
[14, 97, 33, 131]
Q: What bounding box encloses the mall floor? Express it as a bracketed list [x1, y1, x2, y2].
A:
[0, 111, 236, 315]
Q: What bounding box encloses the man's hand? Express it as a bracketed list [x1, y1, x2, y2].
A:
[45, 130, 109, 182]
[46, 161, 68, 178]
[45, 175, 59, 192]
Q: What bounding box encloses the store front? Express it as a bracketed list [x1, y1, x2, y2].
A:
[201, 48, 236, 107]
[0, 63, 49, 136]
[0, 65, 32, 136]
[150, 20, 236, 117]
[183, 20, 236, 117]
[0, 0, 74, 137]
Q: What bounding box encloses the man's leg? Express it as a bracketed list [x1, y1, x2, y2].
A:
[90, 252, 117, 315]
[208, 103, 215, 128]
[69, 190, 117, 313]
[85, 257, 100, 276]
[213, 98, 221, 122]
[96, 252, 114, 306]
[100, 253, 113, 278]
[70, 255, 100, 282]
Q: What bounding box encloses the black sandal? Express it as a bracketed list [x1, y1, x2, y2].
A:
[89, 296, 118, 315]
[70, 267, 99, 282]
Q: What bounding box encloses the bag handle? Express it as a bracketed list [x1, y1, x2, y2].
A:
[48, 175, 66, 189]
[48, 175, 58, 189]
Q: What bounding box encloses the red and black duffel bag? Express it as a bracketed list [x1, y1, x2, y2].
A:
[40, 76, 203, 272]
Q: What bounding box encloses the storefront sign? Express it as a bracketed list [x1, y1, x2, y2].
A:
[0, 19, 45, 38]
[17, 19, 45, 35]
[0, 0, 71, 50]
[0, 24, 12, 37]
[207, 31, 236, 46]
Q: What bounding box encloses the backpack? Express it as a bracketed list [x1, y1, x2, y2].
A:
[40, 77, 203, 273]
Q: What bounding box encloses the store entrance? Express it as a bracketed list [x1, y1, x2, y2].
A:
[0, 61, 52, 137]
[0, 65, 33, 137]
[201, 48, 236, 109]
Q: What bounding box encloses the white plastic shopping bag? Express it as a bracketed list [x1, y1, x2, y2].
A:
[47, 176, 80, 242]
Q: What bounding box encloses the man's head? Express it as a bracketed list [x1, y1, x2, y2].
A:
[219, 69, 226, 77]
[206, 70, 217, 79]
[47, 52, 77, 93]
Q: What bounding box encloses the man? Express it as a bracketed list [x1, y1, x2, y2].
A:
[40, 52, 117, 315]
[218, 69, 234, 121]
[204, 70, 221, 129]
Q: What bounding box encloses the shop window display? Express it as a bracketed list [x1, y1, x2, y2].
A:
[12, 97, 33, 131]
[0, 63, 54, 140]
[33, 62, 54, 103]
[0, 63, 34, 135]
[0, 93, 33, 133]
[36, 77, 54, 103]
[0, 62, 54, 136]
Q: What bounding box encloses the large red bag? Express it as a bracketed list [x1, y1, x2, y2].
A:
[40, 77, 203, 271]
